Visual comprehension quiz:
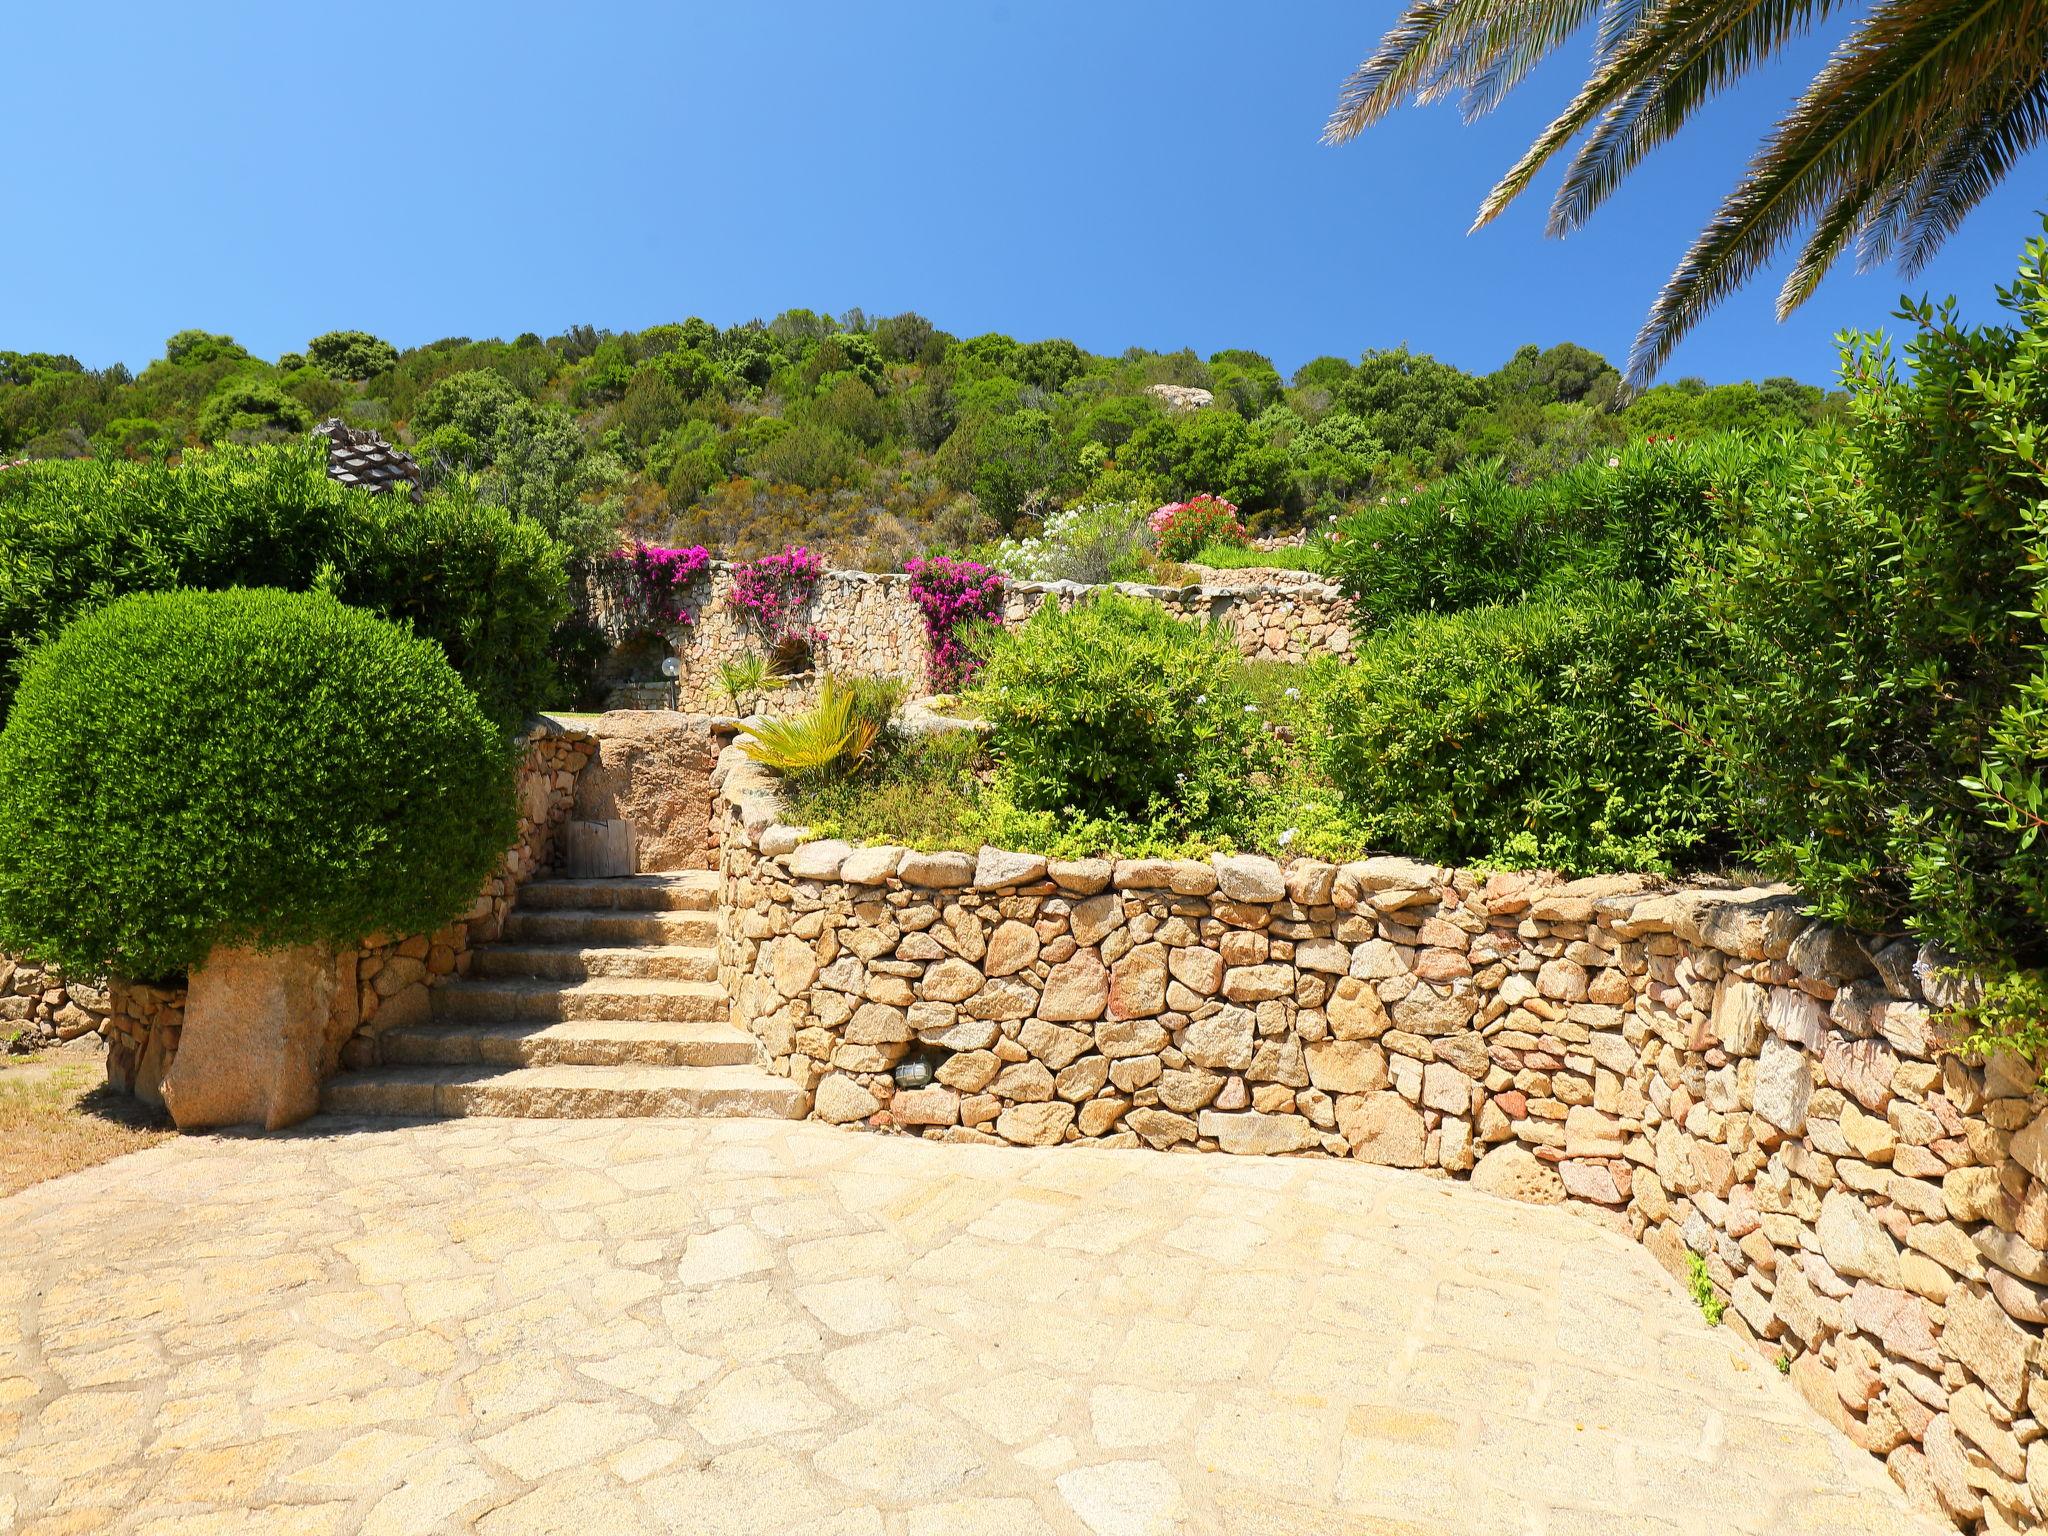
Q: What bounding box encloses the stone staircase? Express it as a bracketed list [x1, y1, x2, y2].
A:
[321, 872, 805, 1121]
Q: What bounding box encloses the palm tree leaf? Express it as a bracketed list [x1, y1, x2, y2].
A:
[1546, 0, 1849, 234]
[1323, 0, 1597, 144]
[1458, 0, 1615, 119]
[1627, 0, 2040, 383]
[1891, 70, 2048, 277]
[1473, 0, 1836, 232]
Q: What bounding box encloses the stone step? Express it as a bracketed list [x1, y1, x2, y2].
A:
[516, 873, 717, 913]
[378, 1018, 760, 1069]
[472, 944, 717, 983]
[433, 977, 726, 1024]
[320, 1063, 806, 1120]
[502, 908, 718, 947]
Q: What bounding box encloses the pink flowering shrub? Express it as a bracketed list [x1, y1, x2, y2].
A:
[1148, 494, 1247, 562]
[728, 545, 826, 665]
[905, 555, 1005, 690]
[597, 542, 710, 637]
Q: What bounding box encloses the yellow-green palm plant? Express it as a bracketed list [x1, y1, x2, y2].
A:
[1323, 0, 2048, 384]
[736, 677, 879, 782]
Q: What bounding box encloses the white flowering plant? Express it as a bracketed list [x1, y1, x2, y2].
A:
[983, 501, 1154, 584]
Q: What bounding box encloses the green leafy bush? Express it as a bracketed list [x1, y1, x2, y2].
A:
[0, 447, 351, 717]
[307, 331, 399, 381]
[1329, 436, 1787, 626]
[0, 589, 516, 981]
[0, 447, 569, 731]
[973, 592, 1265, 822]
[1313, 588, 1725, 871]
[1660, 230, 2048, 961]
[332, 486, 570, 731]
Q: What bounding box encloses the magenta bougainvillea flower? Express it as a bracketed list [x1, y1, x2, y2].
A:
[905, 555, 1005, 689]
[607, 541, 710, 635]
[727, 545, 827, 659]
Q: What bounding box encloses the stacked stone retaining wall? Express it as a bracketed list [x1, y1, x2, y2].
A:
[611, 562, 1354, 711]
[714, 745, 2048, 1533]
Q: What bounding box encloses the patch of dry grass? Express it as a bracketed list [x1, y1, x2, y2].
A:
[0, 1049, 172, 1198]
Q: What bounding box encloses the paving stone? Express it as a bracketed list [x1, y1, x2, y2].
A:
[0, 1116, 1941, 1536]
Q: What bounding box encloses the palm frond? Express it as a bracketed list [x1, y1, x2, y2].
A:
[1459, 0, 1613, 120]
[1546, 0, 1846, 234]
[1472, 0, 1836, 232]
[1628, 0, 2045, 383]
[1322, 0, 1598, 144]
[738, 678, 857, 779]
[1892, 71, 2048, 277]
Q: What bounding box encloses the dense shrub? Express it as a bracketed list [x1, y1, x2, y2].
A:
[0, 447, 569, 730]
[332, 487, 572, 731]
[307, 331, 399, 381]
[1121, 411, 1293, 516]
[1329, 436, 1789, 625]
[196, 376, 316, 442]
[973, 593, 1264, 822]
[0, 589, 516, 981]
[1313, 588, 1725, 871]
[0, 447, 351, 716]
[1661, 232, 2048, 961]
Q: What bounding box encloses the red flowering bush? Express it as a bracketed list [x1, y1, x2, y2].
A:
[906, 555, 1005, 689]
[1148, 494, 1247, 561]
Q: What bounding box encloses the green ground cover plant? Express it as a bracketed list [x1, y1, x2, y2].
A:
[0, 589, 516, 981]
[1185, 540, 1332, 574]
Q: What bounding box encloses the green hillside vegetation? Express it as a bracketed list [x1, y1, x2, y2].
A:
[1, 318, 1838, 568]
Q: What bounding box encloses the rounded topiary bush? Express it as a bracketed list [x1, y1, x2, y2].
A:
[0, 588, 519, 981]
[973, 591, 1262, 821]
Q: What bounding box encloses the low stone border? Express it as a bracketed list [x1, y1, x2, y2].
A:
[714, 746, 2048, 1532]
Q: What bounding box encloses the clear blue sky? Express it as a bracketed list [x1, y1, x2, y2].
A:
[7, 0, 2041, 386]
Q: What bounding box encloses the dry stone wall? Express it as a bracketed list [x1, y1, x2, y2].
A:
[715, 746, 2048, 1534]
[614, 561, 1353, 711]
[0, 959, 109, 1053]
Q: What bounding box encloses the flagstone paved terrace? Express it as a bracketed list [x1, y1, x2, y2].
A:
[0, 1117, 1942, 1536]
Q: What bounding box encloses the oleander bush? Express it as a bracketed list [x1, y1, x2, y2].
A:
[1149, 494, 1247, 562]
[1659, 229, 2048, 965]
[972, 592, 1268, 822]
[1328, 435, 1791, 626]
[1312, 586, 1727, 871]
[0, 589, 517, 981]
